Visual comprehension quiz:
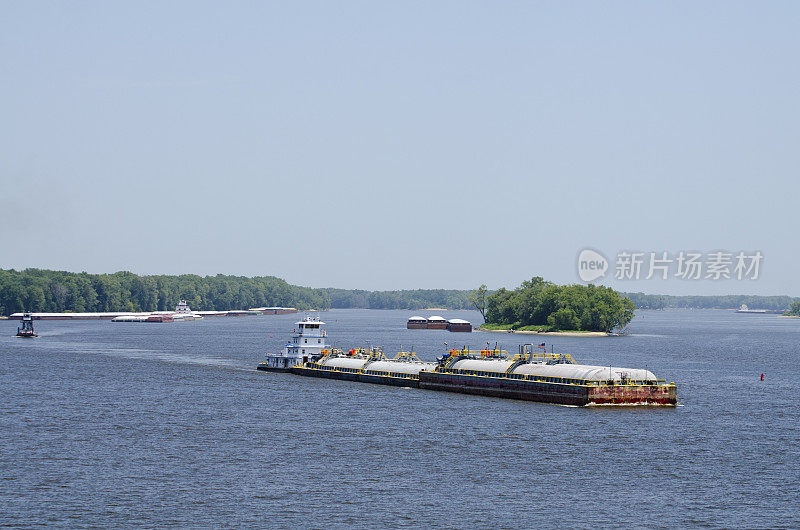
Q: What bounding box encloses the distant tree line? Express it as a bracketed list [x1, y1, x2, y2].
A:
[0, 269, 329, 314]
[624, 292, 798, 311]
[319, 288, 471, 310]
[0, 269, 472, 315]
[483, 277, 635, 332]
[3, 268, 797, 317]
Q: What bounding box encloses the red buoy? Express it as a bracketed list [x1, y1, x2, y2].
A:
[761, 373, 765, 381]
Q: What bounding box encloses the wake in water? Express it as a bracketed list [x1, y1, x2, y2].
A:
[105, 347, 253, 371]
[22, 338, 252, 372]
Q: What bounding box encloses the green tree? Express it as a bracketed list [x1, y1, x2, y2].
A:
[469, 284, 488, 320]
[548, 307, 580, 330]
[484, 279, 635, 332]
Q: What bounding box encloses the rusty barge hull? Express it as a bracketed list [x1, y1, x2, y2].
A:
[281, 365, 676, 406]
[586, 384, 677, 405]
[418, 372, 676, 406]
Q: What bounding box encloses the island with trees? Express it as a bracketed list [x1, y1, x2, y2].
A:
[473, 277, 635, 334]
[785, 300, 800, 317]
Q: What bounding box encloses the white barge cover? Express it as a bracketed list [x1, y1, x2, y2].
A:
[449, 358, 657, 381]
[320, 357, 371, 370]
[513, 363, 656, 381]
[364, 360, 436, 375]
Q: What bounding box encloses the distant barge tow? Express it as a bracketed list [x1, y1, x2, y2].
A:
[9, 306, 298, 321]
[406, 316, 473, 332]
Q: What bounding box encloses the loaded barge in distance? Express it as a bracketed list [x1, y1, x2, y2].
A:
[407, 316, 472, 332]
[257, 318, 677, 406]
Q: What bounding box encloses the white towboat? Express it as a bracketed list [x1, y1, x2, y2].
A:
[110, 300, 203, 322]
[258, 316, 331, 372]
[172, 300, 203, 321]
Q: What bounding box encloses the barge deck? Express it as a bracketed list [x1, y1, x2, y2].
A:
[275, 347, 677, 406]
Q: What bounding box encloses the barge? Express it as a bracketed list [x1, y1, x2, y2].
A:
[417, 346, 676, 406]
[258, 320, 676, 406]
[292, 348, 436, 388]
[407, 315, 472, 332]
[407, 316, 428, 329]
[426, 316, 447, 329]
[446, 318, 472, 332]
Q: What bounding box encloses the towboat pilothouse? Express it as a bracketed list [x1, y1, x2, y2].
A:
[172, 300, 202, 321]
[258, 316, 331, 372]
[16, 313, 37, 338]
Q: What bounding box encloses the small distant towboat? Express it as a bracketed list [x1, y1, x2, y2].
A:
[110, 300, 203, 323]
[16, 313, 37, 338]
[172, 300, 203, 321]
[736, 304, 767, 314]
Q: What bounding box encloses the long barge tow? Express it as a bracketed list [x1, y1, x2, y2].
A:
[257, 317, 677, 407]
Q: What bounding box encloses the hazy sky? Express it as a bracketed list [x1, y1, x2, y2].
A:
[2, 2, 798, 295]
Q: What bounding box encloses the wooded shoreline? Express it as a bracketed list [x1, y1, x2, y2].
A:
[2, 268, 797, 316]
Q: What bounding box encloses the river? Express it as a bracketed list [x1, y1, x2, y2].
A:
[1, 309, 797, 527]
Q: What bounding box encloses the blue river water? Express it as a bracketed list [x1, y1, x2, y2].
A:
[1, 309, 798, 528]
